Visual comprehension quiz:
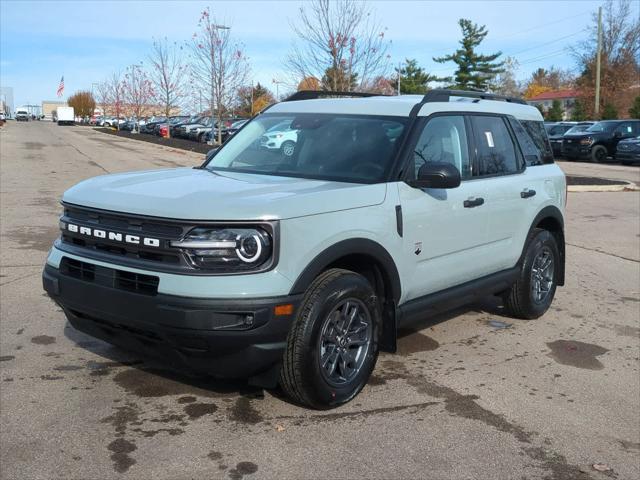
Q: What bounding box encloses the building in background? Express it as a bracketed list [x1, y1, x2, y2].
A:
[1, 87, 15, 116]
[526, 89, 579, 121]
[42, 100, 67, 120]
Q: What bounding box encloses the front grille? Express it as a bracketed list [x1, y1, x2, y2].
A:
[60, 204, 189, 268]
[61, 257, 159, 295]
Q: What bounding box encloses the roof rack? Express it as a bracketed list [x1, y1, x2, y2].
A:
[284, 90, 384, 102]
[421, 89, 527, 105]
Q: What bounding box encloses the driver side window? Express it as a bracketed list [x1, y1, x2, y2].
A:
[413, 116, 471, 180]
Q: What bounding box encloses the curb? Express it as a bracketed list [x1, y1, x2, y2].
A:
[568, 182, 639, 192]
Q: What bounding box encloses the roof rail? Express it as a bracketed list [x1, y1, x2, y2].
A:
[284, 90, 384, 102]
[422, 89, 527, 105]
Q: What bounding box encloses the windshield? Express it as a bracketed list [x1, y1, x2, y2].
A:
[565, 125, 592, 135]
[547, 124, 574, 136]
[586, 121, 617, 133]
[205, 113, 407, 183]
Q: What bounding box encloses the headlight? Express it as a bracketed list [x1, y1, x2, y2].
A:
[171, 226, 273, 272]
[580, 137, 594, 145]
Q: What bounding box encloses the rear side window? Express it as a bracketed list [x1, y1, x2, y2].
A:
[470, 116, 521, 176]
[509, 118, 545, 166]
[520, 120, 554, 165]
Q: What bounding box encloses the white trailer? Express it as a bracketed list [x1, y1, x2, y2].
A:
[57, 106, 74, 126]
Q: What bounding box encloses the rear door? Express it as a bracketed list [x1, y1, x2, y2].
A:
[397, 115, 493, 300]
[468, 115, 533, 273]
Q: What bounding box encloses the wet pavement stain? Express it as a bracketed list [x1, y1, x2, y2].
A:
[0, 356, 15, 362]
[368, 374, 386, 386]
[208, 451, 223, 461]
[31, 335, 56, 345]
[100, 403, 142, 435]
[107, 438, 137, 473]
[16, 328, 24, 335]
[40, 374, 64, 380]
[6, 226, 60, 252]
[24, 142, 46, 150]
[546, 340, 609, 370]
[177, 395, 197, 404]
[396, 330, 439, 356]
[112, 367, 219, 398]
[184, 402, 218, 419]
[230, 397, 263, 425]
[54, 365, 83, 371]
[228, 461, 258, 480]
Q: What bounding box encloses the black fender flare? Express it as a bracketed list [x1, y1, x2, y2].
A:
[289, 238, 402, 303]
[521, 205, 565, 286]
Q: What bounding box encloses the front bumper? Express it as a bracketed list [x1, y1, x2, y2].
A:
[561, 143, 591, 159]
[43, 263, 301, 379]
[615, 151, 640, 163]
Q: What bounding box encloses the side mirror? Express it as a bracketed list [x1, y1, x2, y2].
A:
[408, 162, 461, 189]
[205, 147, 219, 162]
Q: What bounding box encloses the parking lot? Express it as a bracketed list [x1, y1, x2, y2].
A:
[1, 121, 639, 479]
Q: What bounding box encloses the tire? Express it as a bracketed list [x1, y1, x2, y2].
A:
[503, 229, 560, 320]
[591, 145, 607, 163]
[280, 268, 381, 409]
[281, 140, 296, 157]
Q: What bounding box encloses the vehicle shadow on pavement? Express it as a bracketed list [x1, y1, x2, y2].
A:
[62, 320, 264, 399]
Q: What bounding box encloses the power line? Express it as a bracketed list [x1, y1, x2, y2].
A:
[506, 29, 588, 58]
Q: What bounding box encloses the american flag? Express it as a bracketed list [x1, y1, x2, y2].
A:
[56, 76, 64, 97]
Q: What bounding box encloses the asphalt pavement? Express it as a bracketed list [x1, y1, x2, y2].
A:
[1, 121, 639, 480]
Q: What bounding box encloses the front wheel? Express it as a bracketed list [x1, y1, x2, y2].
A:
[281, 140, 296, 157]
[503, 229, 560, 320]
[591, 145, 607, 163]
[280, 269, 380, 409]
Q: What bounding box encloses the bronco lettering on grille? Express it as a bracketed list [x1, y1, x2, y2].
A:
[65, 223, 161, 247]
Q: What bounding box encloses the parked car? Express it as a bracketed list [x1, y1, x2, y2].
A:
[188, 117, 215, 142]
[140, 117, 167, 134]
[43, 89, 565, 408]
[615, 136, 640, 165]
[206, 119, 248, 143]
[546, 122, 595, 157]
[15, 109, 29, 122]
[154, 116, 190, 136]
[175, 116, 209, 139]
[0, 112, 6, 125]
[259, 119, 299, 157]
[561, 119, 640, 162]
[170, 116, 199, 137]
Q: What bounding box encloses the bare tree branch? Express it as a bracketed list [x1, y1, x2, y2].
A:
[148, 37, 188, 122]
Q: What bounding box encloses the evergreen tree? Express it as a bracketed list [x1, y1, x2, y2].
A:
[396, 59, 436, 94]
[546, 100, 564, 121]
[321, 65, 358, 92]
[601, 103, 618, 120]
[571, 99, 587, 121]
[629, 96, 640, 119]
[433, 19, 504, 90]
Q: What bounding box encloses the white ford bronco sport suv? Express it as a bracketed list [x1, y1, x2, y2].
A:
[43, 89, 565, 408]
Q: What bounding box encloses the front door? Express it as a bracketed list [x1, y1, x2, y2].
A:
[398, 115, 493, 302]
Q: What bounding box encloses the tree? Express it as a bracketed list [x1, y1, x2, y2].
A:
[433, 18, 504, 90]
[108, 71, 125, 129]
[190, 8, 249, 144]
[148, 37, 187, 127]
[67, 91, 96, 120]
[236, 83, 275, 117]
[546, 100, 564, 121]
[629, 96, 640, 118]
[573, 0, 640, 118]
[571, 99, 588, 121]
[601, 103, 618, 120]
[535, 103, 545, 116]
[523, 67, 574, 99]
[123, 63, 154, 131]
[286, 0, 391, 92]
[297, 76, 320, 91]
[396, 58, 436, 94]
[490, 56, 521, 97]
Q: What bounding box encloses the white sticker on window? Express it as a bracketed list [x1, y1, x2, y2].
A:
[485, 131, 495, 148]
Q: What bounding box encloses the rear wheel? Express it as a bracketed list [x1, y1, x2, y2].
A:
[591, 145, 607, 163]
[280, 269, 380, 409]
[281, 141, 296, 157]
[503, 229, 559, 320]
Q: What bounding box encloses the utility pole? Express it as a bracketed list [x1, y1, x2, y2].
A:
[594, 6, 602, 117]
[397, 62, 402, 96]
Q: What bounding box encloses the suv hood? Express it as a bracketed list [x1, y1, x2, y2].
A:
[62, 168, 387, 220]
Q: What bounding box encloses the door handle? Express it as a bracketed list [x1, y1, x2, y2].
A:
[520, 189, 536, 198]
[463, 197, 485, 208]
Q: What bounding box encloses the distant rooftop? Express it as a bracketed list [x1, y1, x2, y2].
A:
[527, 89, 579, 101]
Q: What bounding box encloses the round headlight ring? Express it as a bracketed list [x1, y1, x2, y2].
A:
[236, 234, 263, 263]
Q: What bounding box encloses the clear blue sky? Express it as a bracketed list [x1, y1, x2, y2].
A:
[0, 0, 620, 109]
